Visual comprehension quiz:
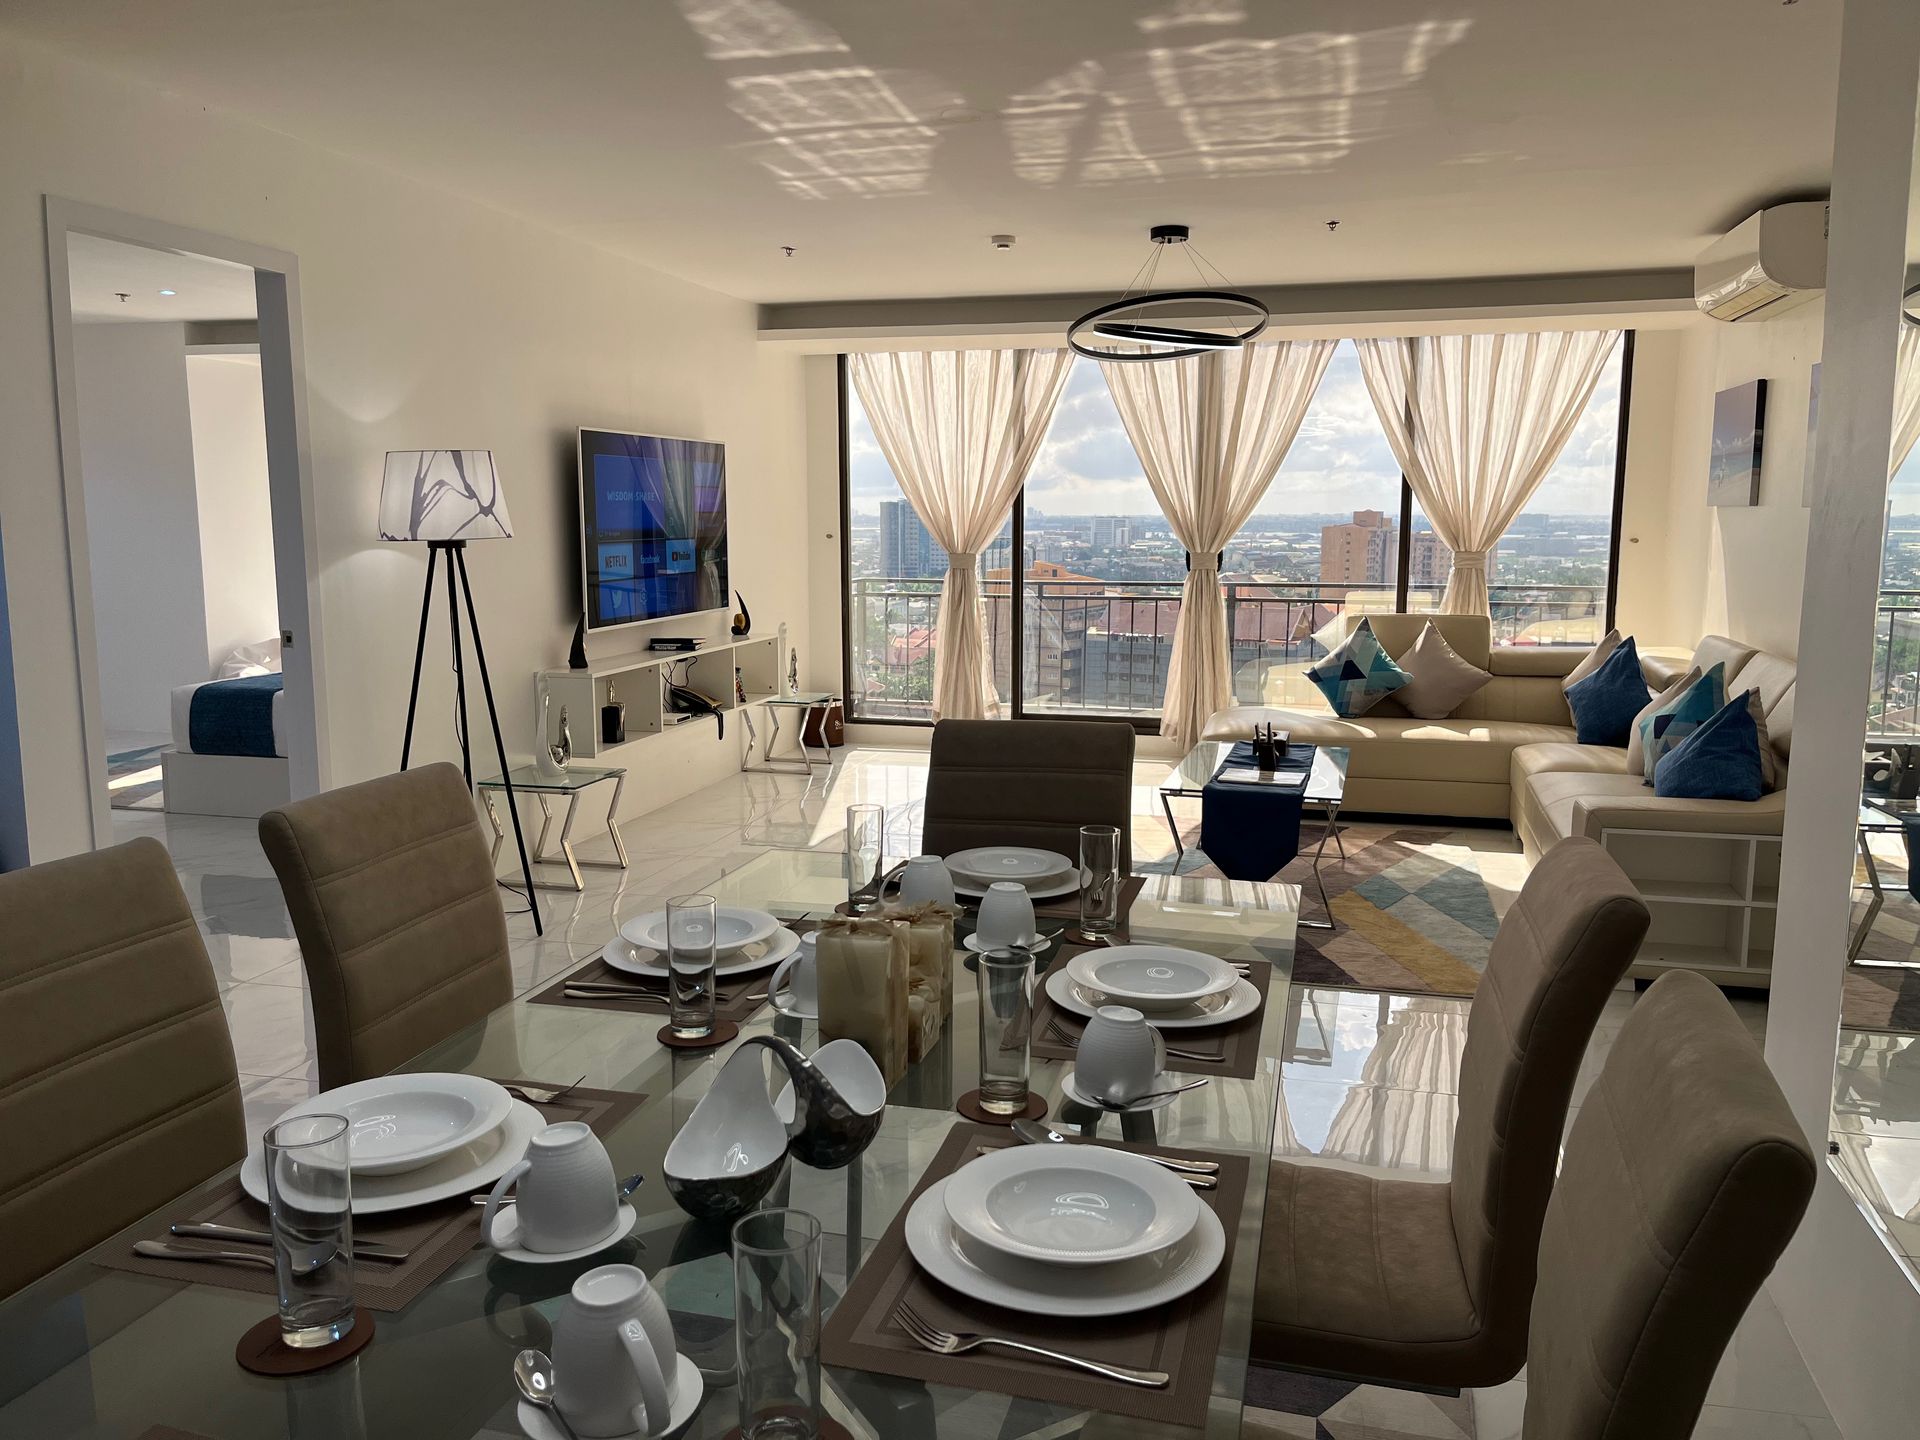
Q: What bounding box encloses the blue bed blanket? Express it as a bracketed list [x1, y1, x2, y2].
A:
[188, 674, 282, 758]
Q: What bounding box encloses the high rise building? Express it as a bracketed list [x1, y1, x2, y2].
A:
[1090, 515, 1132, 551]
[1408, 527, 1460, 591]
[879, 498, 945, 578]
[1319, 510, 1396, 592]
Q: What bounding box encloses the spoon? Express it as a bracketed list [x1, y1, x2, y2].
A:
[515, 1349, 581, 1440]
[1012, 1118, 1220, 1175]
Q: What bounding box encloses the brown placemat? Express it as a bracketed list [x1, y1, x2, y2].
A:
[820, 1123, 1249, 1426]
[530, 944, 773, 1022]
[1031, 945, 1272, 1081]
[96, 1083, 646, 1313]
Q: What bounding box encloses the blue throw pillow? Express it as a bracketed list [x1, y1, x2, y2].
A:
[1653, 692, 1765, 801]
[1564, 634, 1646, 745]
[1307, 618, 1411, 717]
[1639, 662, 1727, 784]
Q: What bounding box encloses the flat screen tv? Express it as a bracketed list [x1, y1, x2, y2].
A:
[578, 429, 729, 631]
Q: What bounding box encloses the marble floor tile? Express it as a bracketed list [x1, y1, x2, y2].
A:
[220, 980, 317, 1079]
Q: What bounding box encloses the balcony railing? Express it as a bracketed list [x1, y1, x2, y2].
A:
[1871, 589, 1920, 739]
[847, 576, 1606, 723]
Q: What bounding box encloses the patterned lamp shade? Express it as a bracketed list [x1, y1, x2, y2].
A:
[378, 450, 514, 541]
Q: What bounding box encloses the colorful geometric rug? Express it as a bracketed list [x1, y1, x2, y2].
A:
[107, 744, 166, 811]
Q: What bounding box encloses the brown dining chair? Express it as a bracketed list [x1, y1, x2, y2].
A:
[1523, 969, 1814, 1438]
[0, 838, 246, 1298]
[260, 762, 513, 1090]
[920, 718, 1136, 873]
[1252, 837, 1650, 1386]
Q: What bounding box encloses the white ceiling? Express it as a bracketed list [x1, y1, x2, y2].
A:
[66, 232, 258, 322]
[4, 0, 1846, 304]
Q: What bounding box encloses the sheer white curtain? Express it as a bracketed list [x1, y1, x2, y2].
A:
[849, 349, 1073, 720]
[1099, 341, 1336, 746]
[1893, 322, 1920, 475]
[1354, 331, 1621, 615]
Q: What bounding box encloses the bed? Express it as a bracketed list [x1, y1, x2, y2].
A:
[159, 674, 291, 818]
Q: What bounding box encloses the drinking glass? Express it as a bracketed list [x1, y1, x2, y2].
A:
[263, 1113, 356, 1348]
[844, 803, 884, 913]
[734, 1208, 824, 1440]
[977, 947, 1035, 1116]
[667, 893, 718, 1039]
[1078, 824, 1123, 937]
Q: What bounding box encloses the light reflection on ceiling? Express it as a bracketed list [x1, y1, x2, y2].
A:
[675, 0, 846, 61]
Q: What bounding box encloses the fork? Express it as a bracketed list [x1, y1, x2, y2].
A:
[501, 1075, 586, 1105]
[1044, 1017, 1224, 1066]
[892, 1302, 1169, 1387]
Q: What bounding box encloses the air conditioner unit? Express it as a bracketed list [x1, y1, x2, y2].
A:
[1694, 201, 1828, 322]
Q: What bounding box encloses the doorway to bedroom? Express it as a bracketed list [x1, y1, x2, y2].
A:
[47, 205, 327, 841]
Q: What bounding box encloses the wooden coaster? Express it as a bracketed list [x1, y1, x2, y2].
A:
[955, 1090, 1048, 1126]
[235, 1307, 374, 1375]
[722, 1418, 853, 1440]
[657, 1017, 740, 1050]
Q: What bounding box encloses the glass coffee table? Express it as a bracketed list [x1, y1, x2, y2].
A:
[476, 764, 628, 892]
[1857, 797, 1918, 964]
[1159, 741, 1350, 929]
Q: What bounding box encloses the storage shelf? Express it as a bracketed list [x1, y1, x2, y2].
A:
[537, 630, 785, 761]
[1601, 826, 1782, 989]
[1636, 879, 1748, 906]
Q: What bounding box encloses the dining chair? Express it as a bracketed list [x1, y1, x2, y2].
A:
[0, 838, 246, 1298]
[920, 718, 1136, 873]
[260, 762, 513, 1090]
[1251, 836, 1650, 1386]
[1523, 969, 1814, 1438]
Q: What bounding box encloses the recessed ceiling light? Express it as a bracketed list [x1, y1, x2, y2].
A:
[158, 288, 177, 296]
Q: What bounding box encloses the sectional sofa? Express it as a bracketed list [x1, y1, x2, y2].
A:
[1204, 614, 1794, 986]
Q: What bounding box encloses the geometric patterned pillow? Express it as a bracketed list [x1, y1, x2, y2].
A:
[1639, 662, 1727, 785]
[1307, 617, 1412, 718]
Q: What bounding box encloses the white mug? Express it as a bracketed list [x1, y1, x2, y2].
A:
[1076, 1005, 1166, 1105]
[550, 1263, 678, 1437]
[976, 881, 1037, 949]
[887, 854, 956, 907]
[481, 1121, 617, 1253]
[767, 932, 819, 1017]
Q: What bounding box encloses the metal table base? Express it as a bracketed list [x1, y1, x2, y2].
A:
[481, 772, 629, 892]
[1157, 789, 1346, 930]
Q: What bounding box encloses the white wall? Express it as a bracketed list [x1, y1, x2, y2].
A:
[71, 321, 211, 733]
[0, 34, 810, 857]
[186, 351, 277, 671]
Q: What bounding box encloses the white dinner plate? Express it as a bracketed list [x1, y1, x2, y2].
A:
[1064, 945, 1237, 1013]
[620, 906, 779, 956]
[275, 1073, 514, 1176]
[241, 1099, 542, 1215]
[1045, 967, 1262, 1030]
[1061, 1067, 1184, 1114]
[944, 847, 1076, 887]
[953, 872, 1083, 902]
[905, 1176, 1225, 1318]
[488, 1202, 636, 1265]
[602, 924, 797, 979]
[940, 1144, 1200, 1266]
[517, 1353, 703, 1440]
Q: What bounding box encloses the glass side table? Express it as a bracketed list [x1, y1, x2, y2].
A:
[744, 692, 839, 777]
[1857, 798, 1918, 964]
[476, 765, 628, 892]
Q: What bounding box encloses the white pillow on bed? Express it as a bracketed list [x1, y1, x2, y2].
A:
[216, 638, 283, 679]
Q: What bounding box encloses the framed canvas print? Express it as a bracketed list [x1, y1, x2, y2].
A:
[1709, 378, 1767, 507]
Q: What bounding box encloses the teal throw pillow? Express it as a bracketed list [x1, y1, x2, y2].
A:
[1653, 692, 1765, 801]
[1307, 618, 1411, 718]
[1639, 662, 1726, 785]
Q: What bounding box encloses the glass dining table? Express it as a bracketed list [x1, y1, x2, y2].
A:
[0, 849, 1300, 1440]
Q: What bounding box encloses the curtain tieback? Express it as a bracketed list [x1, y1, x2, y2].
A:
[1450, 551, 1489, 571]
[948, 551, 979, 567]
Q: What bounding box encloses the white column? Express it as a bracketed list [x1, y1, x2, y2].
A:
[1766, 3, 1920, 1434]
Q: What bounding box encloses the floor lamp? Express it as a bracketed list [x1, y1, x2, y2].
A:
[380, 449, 542, 935]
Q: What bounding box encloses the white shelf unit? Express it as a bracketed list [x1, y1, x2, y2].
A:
[1598, 825, 1781, 988]
[537, 629, 785, 763]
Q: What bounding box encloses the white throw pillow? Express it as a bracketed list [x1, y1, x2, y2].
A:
[1562, 628, 1623, 692]
[1627, 665, 1699, 774]
[1394, 622, 1493, 720]
[1743, 689, 1780, 791]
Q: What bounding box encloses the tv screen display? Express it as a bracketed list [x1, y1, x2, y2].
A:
[578, 429, 728, 630]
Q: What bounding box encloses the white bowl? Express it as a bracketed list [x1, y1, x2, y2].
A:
[1065, 945, 1237, 1013]
[940, 1144, 1200, 1267]
[944, 846, 1075, 887]
[620, 907, 779, 956]
[276, 1073, 514, 1176]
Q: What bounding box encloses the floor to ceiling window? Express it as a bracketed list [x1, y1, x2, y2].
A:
[842, 334, 1631, 726]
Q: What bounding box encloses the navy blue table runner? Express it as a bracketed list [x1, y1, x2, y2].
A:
[1199, 741, 1315, 882]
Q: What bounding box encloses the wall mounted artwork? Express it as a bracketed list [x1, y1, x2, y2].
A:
[1708, 378, 1767, 507]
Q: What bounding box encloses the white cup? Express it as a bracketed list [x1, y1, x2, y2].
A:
[550, 1263, 678, 1437]
[890, 854, 956, 907]
[1076, 1005, 1166, 1105]
[976, 881, 1037, 949]
[768, 933, 819, 1017]
[480, 1121, 617, 1254]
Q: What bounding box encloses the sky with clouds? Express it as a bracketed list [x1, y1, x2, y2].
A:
[849, 339, 1625, 522]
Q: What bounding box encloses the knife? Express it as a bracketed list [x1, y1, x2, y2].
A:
[169, 1222, 409, 1262]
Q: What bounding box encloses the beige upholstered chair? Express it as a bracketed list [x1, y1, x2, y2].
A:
[921, 719, 1136, 873]
[260, 763, 512, 1090]
[0, 838, 245, 1298]
[1524, 969, 1814, 1438]
[1253, 837, 1649, 1386]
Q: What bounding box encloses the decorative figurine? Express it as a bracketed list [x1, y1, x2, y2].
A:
[731, 593, 752, 638]
[735, 667, 747, 705]
[788, 647, 800, 694]
[569, 612, 589, 670]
